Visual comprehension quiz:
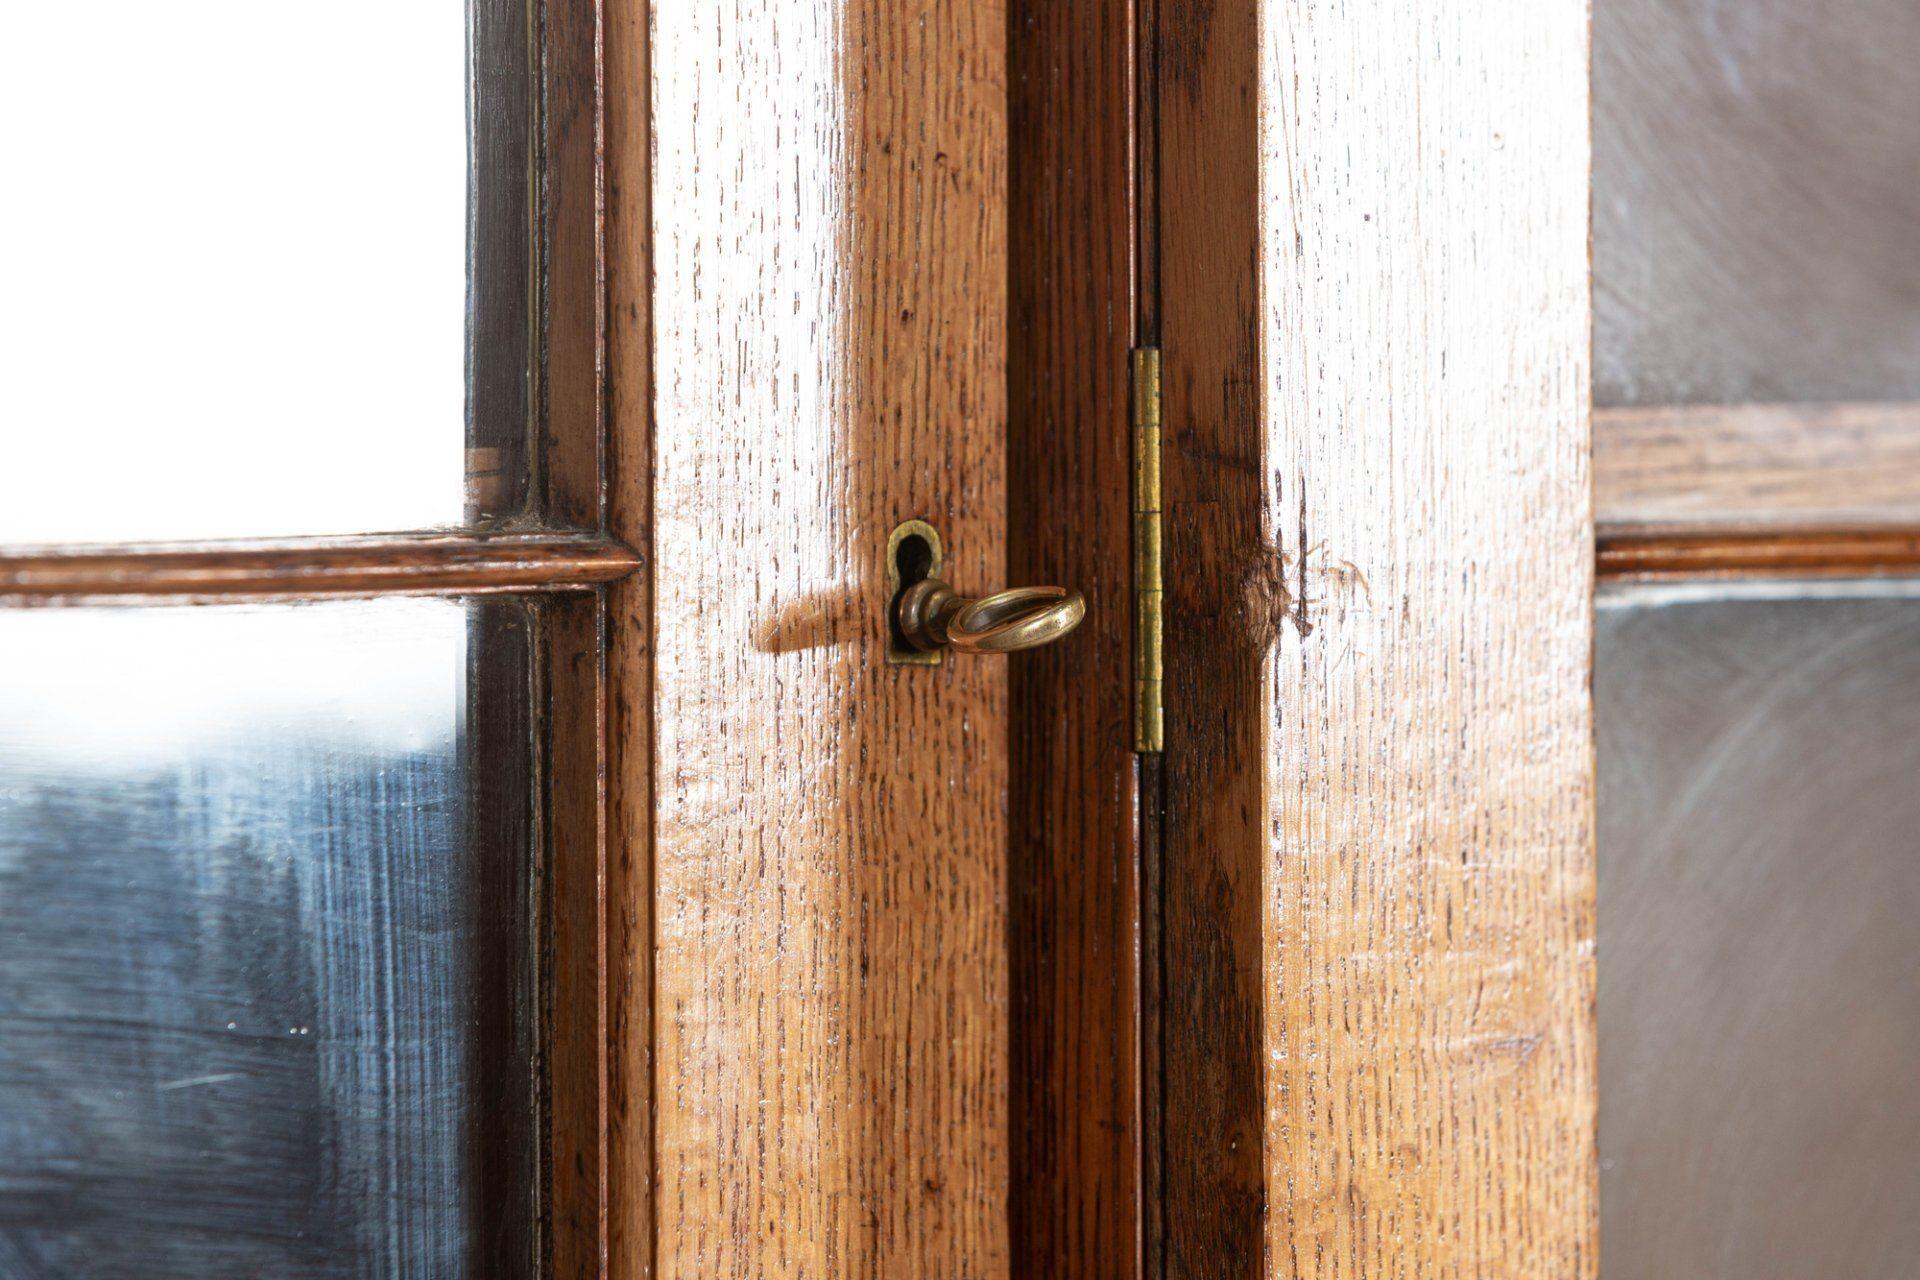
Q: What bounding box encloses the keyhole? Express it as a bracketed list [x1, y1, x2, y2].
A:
[886, 519, 944, 665]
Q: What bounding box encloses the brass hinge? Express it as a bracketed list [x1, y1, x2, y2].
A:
[1132, 347, 1163, 753]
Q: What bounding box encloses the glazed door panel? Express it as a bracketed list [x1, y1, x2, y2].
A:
[1592, 0, 1920, 1274]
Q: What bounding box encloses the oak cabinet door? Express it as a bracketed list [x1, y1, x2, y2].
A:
[620, 0, 1598, 1277]
[63, 0, 1920, 1276]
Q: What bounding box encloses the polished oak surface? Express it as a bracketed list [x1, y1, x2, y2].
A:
[1597, 528, 1920, 581]
[0, 600, 537, 1278]
[1156, 0, 1598, 1272]
[1593, 402, 1920, 580]
[1007, 0, 1144, 1271]
[1154, 0, 1266, 1265]
[636, 1, 1011, 1273]
[0, 533, 639, 600]
[1596, 402, 1920, 533]
[600, 0, 654, 1272]
[1598, 586, 1920, 1280]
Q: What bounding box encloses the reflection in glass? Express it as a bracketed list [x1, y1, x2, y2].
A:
[0, 600, 536, 1278]
[0, 0, 528, 543]
[1597, 586, 1920, 1280]
[1595, 0, 1920, 405]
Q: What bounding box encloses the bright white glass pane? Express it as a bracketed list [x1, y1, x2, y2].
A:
[0, 2, 468, 544]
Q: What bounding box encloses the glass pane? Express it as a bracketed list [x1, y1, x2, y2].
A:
[1597, 587, 1920, 1280]
[0, 599, 536, 1278]
[0, 0, 530, 544]
[1595, 0, 1920, 406]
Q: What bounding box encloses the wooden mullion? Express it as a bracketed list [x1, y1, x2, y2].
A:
[1597, 527, 1920, 581]
[537, 0, 606, 532]
[540, 591, 612, 1280]
[601, 0, 652, 1270]
[0, 532, 639, 601]
[1596, 401, 1920, 532]
[468, 0, 539, 522]
[535, 3, 617, 1279]
[465, 596, 546, 1277]
[1595, 399, 1920, 579]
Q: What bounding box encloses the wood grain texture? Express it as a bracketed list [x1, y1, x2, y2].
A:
[1155, 0, 1268, 1269]
[541, 593, 610, 1280]
[1132, 9, 1165, 1273]
[0, 533, 640, 601]
[1254, 2, 1596, 1275]
[1593, 402, 1920, 579]
[602, 0, 653, 1270]
[641, 0, 1010, 1275]
[1593, 0, 1920, 407]
[1595, 401, 1920, 532]
[533, 4, 615, 1274]
[538, 0, 606, 530]
[1596, 528, 1920, 580]
[1007, 0, 1142, 1274]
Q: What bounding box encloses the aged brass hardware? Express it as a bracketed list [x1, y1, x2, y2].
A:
[887, 519, 947, 665]
[886, 519, 1085, 662]
[897, 581, 1085, 654]
[1132, 347, 1164, 752]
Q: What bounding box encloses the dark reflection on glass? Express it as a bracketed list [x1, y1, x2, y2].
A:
[0, 600, 535, 1279]
[1598, 586, 1920, 1280]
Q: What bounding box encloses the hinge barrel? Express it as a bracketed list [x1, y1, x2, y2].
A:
[1132, 347, 1164, 753]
